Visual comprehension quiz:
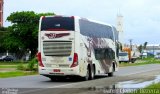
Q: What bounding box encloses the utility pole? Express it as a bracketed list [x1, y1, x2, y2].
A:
[129, 39, 132, 51]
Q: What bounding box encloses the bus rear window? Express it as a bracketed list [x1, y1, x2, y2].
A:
[41, 17, 75, 31]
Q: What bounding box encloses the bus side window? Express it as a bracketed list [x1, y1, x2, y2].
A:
[95, 49, 100, 60]
[95, 48, 105, 60]
[105, 49, 109, 59]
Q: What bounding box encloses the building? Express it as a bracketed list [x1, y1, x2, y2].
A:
[145, 44, 160, 55]
[0, 0, 3, 27]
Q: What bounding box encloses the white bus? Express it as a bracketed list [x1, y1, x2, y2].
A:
[37, 15, 119, 81]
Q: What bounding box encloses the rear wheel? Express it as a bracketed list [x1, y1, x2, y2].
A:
[50, 76, 64, 81]
[89, 65, 95, 80]
[108, 64, 114, 77]
[82, 68, 90, 81]
[50, 77, 56, 81]
[108, 72, 113, 77]
[82, 64, 95, 81]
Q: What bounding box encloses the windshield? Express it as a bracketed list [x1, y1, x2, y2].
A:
[119, 53, 128, 56]
[41, 17, 75, 31]
[1, 56, 6, 58]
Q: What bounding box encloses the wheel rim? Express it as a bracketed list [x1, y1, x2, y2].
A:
[91, 68, 94, 79]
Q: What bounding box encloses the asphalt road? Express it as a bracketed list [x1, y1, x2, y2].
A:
[0, 64, 160, 94]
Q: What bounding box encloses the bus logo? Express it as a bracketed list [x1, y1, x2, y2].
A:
[45, 33, 70, 39]
[45, 33, 56, 39]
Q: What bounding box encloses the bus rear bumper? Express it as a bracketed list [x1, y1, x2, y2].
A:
[39, 67, 80, 76]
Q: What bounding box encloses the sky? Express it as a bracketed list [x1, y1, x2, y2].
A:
[3, 0, 160, 44]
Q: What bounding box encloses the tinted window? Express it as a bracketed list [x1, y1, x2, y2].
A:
[95, 48, 115, 60]
[41, 17, 75, 31]
[119, 53, 128, 56]
[113, 27, 119, 41]
[79, 19, 114, 40]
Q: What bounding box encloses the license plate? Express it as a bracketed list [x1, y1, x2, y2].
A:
[53, 69, 61, 72]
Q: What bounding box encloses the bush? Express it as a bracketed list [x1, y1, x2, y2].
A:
[17, 63, 25, 70]
[16, 58, 38, 71]
[26, 58, 38, 71]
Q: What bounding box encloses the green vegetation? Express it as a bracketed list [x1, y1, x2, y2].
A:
[137, 42, 148, 53]
[0, 65, 17, 68]
[1, 11, 54, 58]
[128, 83, 160, 94]
[119, 58, 160, 67]
[0, 61, 28, 68]
[16, 58, 38, 71]
[27, 58, 38, 71]
[0, 71, 37, 78]
[0, 61, 25, 65]
[146, 83, 160, 88]
[0, 58, 38, 78]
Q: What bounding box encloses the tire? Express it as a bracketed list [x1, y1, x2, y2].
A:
[50, 77, 64, 81]
[89, 65, 95, 80]
[50, 77, 55, 81]
[81, 68, 89, 81]
[82, 64, 95, 81]
[108, 72, 113, 77]
[108, 64, 114, 77]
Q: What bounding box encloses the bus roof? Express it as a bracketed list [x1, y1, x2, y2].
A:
[41, 15, 113, 28]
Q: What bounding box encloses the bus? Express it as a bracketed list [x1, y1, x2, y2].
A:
[37, 15, 119, 81]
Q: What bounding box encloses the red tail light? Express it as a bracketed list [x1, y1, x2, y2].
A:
[42, 16, 45, 19]
[71, 16, 74, 19]
[71, 53, 78, 68]
[36, 52, 44, 67]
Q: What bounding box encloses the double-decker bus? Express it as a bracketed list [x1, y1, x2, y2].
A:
[37, 15, 119, 81]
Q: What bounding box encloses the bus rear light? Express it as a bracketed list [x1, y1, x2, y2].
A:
[42, 16, 45, 19]
[36, 52, 44, 67]
[71, 53, 78, 68]
[71, 16, 74, 19]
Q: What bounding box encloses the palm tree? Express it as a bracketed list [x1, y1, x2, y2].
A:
[143, 42, 148, 50]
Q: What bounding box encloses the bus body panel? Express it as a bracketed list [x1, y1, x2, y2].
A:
[38, 16, 119, 78]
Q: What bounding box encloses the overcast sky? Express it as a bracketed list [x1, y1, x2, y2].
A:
[4, 0, 160, 44]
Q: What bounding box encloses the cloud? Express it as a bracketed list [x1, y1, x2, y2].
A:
[3, 0, 160, 44]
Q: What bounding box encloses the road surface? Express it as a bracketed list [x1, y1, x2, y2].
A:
[0, 64, 160, 94]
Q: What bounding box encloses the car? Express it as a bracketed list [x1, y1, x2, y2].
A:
[0, 55, 14, 61]
[119, 52, 129, 63]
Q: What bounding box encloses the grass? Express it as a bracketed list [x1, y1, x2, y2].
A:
[0, 61, 37, 78]
[0, 61, 27, 65]
[128, 83, 160, 94]
[0, 63, 27, 68]
[146, 83, 160, 88]
[0, 65, 17, 68]
[119, 58, 160, 67]
[0, 71, 38, 78]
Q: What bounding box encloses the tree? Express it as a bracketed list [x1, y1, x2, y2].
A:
[0, 27, 7, 53]
[0, 27, 7, 31]
[138, 44, 143, 53]
[143, 42, 148, 50]
[4, 11, 54, 58]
